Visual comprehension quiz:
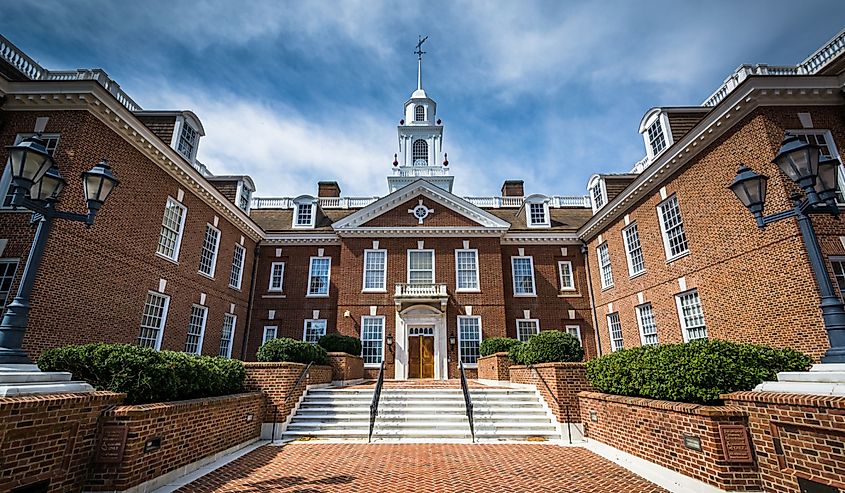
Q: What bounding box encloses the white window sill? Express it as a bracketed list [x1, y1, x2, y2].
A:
[628, 270, 647, 280]
[267, 289, 284, 294]
[666, 251, 690, 264]
[557, 292, 581, 298]
[198, 271, 215, 280]
[455, 289, 481, 293]
[306, 294, 330, 298]
[526, 224, 551, 229]
[261, 294, 286, 299]
[513, 293, 537, 298]
[460, 363, 478, 369]
[364, 363, 384, 369]
[362, 289, 387, 293]
[292, 224, 315, 229]
[228, 285, 242, 291]
[600, 284, 614, 291]
[155, 252, 179, 265]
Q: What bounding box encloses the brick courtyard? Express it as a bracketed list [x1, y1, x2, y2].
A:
[177, 443, 668, 492]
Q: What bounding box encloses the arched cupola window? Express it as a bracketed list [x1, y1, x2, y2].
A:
[415, 105, 425, 122]
[412, 139, 428, 165]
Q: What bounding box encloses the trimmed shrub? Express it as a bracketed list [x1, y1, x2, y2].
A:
[256, 337, 329, 365]
[585, 339, 813, 405]
[479, 337, 522, 357]
[318, 333, 362, 356]
[509, 331, 584, 365]
[37, 343, 246, 404]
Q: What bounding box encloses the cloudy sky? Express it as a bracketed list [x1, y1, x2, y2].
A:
[2, 1, 843, 198]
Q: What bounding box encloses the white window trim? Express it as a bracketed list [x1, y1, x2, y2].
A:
[564, 324, 582, 344]
[362, 249, 388, 292]
[156, 197, 188, 263]
[454, 248, 480, 292]
[657, 194, 689, 262]
[0, 259, 19, 308]
[457, 315, 483, 368]
[407, 249, 435, 284]
[234, 180, 253, 214]
[607, 312, 623, 352]
[361, 315, 386, 368]
[268, 261, 285, 292]
[173, 116, 201, 163]
[635, 303, 658, 346]
[587, 175, 607, 214]
[303, 319, 327, 343]
[307, 256, 331, 297]
[597, 242, 614, 290]
[229, 244, 246, 290]
[262, 325, 278, 345]
[525, 200, 551, 229]
[516, 318, 540, 342]
[220, 313, 237, 358]
[140, 291, 170, 351]
[511, 256, 537, 297]
[558, 260, 575, 291]
[789, 129, 844, 205]
[622, 222, 646, 277]
[675, 289, 707, 343]
[185, 304, 208, 355]
[198, 223, 221, 279]
[642, 112, 673, 162]
[292, 200, 317, 229]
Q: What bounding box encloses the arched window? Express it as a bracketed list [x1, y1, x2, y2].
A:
[412, 139, 428, 165]
[415, 105, 425, 122]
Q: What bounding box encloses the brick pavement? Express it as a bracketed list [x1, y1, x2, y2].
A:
[178, 443, 668, 492]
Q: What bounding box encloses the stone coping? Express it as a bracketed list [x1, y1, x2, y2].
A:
[104, 392, 262, 416]
[0, 390, 124, 406]
[723, 390, 845, 409]
[578, 391, 745, 417]
[243, 362, 333, 369]
[478, 352, 510, 358]
[510, 362, 588, 369]
[327, 352, 364, 360]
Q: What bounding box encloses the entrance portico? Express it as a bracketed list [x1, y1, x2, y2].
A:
[394, 303, 448, 380]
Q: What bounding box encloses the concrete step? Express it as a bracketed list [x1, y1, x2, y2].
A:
[299, 399, 541, 408]
[777, 371, 845, 383]
[755, 381, 845, 395]
[290, 416, 553, 425]
[302, 394, 539, 402]
[282, 429, 562, 440]
[294, 410, 550, 419]
[287, 422, 558, 433]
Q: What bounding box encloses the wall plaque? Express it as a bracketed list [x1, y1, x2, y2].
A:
[95, 424, 128, 464]
[719, 424, 754, 464]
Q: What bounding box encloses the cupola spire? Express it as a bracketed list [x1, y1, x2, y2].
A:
[414, 35, 427, 91]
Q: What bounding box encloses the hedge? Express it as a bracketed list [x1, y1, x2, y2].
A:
[37, 343, 246, 404]
[479, 337, 522, 357]
[256, 337, 329, 365]
[318, 333, 362, 356]
[585, 339, 812, 405]
[509, 331, 583, 365]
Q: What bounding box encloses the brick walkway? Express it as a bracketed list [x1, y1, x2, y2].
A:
[178, 443, 668, 492]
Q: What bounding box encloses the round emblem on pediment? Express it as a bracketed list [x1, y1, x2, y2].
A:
[408, 200, 434, 224]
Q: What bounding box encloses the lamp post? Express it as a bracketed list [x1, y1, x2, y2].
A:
[0, 135, 119, 366]
[729, 134, 845, 364]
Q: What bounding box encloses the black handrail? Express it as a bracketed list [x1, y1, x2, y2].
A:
[459, 360, 475, 443]
[271, 361, 313, 444]
[368, 360, 385, 443]
[527, 363, 574, 444]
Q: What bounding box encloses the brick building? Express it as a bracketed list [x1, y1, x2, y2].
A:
[1, 31, 845, 377]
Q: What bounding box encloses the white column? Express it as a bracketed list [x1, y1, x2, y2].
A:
[394, 307, 407, 380]
[436, 312, 448, 380]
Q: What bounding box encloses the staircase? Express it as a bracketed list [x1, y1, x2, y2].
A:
[283, 385, 568, 441]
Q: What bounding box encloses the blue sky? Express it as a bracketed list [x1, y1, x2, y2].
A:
[2, 1, 843, 198]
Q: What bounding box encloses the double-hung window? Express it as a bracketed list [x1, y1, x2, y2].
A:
[237, 183, 252, 212]
[622, 223, 645, 276]
[527, 202, 549, 227]
[408, 250, 434, 284]
[591, 182, 605, 211]
[636, 303, 658, 346]
[262, 326, 277, 344]
[304, 319, 327, 344]
[458, 316, 482, 365]
[157, 198, 187, 261]
[139, 291, 169, 350]
[295, 203, 314, 227]
[361, 316, 385, 366]
[184, 305, 208, 354]
[198, 224, 220, 277]
[363, 250, 387, 291]
[268, 262, 285, 292]
[0, 260, 19, 308]
[597, 243, 613, 289]
[558, 261, 575, 291]
[516, 319, 540, 342]
[455, 249, 479, 291]
[229, 244, 246, 289]
[177, 122, 198, 161]
[607, 312, 623, 351]
[647, 118, 666, 157]
[564, 325, 582, 344]
[657, 195, 688, 260]
[308, 257, 331, 296]
[511, 256, 536, 296]
[676, 289, 707, 341]
[219, 313, 236, 358]
[831, 258, 845, 299]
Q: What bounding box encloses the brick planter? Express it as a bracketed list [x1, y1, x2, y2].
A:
[327, 352, 364, 383]
[0, 391, 124, 493]
[509, 363, 592, 421]
[243, 362, 332, 423]
[723, 391, 845, 493]
[579, 392, 761, 491]
[477, 352, 511, 381]
[86, 392, 262, 492]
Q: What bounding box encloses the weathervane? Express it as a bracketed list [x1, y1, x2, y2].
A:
[414, 35, 428, 61]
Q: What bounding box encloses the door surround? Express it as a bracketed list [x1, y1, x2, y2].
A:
[394, 304, 447, 380]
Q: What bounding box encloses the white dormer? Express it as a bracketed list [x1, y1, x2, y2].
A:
[235, 177, 256, 214]
[524, 194, 551, 228]
[639, 109, 673, 162]
[292, 195, 318, 229]
[171, 111, 205, 164]
[587, 174, 607, 214]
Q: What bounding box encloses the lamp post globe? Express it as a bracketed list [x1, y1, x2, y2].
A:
[729, 165, 769, 224]
[5, 135, 55, 191]
[814, 158, 841, 205]
[81, 159, 120, 212]
[29, 166, 66, 202]
[772, 134, 821, 199]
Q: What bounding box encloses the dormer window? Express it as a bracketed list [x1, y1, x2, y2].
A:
[415, 105, 425, 122]
[639, 110, 672, 162]
[587, 175, 607, 214]
[647, 118, 666, 156]
[296, 204, 313, 226]
[177, 122, 199, 161]
[293, 196, 317, 228]
[529, 203, 547, 225]
[413, 139, 428, 166]
[525, 195, 551, 228]
[236, 181, 253, 213]
[591, 182, 604, 209]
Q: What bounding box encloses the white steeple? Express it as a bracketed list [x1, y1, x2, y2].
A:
[388, 36, 454, 193]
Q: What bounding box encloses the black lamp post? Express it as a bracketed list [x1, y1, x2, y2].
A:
[0, 135, 119, 365]
[729, 134, 845, 364]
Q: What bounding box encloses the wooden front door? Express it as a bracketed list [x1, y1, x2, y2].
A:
[408, 334, 435, 379]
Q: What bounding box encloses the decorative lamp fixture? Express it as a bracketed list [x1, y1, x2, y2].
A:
[815, 158, 840, 204]
[6, 135, 54, 190]
[449, 336, 456, 346]
[728, 165, 769, 225]
[772, 134, 821, 196]
[386, 335, 394, 347]
[29, 166, 66, 202]
[81, 159, 120, 211]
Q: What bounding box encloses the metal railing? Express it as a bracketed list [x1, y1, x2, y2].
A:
[527, 363, 576, 445]
[459, 360, 475, 443]
[271, 361, 313, 443]
[368, 360, 386, 443]
[251, 194, 593, 210]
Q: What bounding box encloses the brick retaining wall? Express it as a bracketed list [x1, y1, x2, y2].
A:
[509, 363, 593, 421]
[724, 391, 845, 493]
[244, 362, 332, 422]
[86, 392, 262, 491]
[327, 352, 364, 382]
[477, 353, 510, 381]
[579, 391, 761, 491]
[0, 391, 124, 493]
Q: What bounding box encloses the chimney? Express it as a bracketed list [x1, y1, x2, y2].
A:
[501, 180, 524, 197]
[317, 181, 341, 197]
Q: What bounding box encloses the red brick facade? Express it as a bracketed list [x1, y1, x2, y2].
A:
[327, 352, 364, 382]
[509, 363, 593, 421]
[243, 362, 333, 422]
[477, 352, 511, 381]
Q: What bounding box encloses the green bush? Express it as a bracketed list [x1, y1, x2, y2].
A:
[256, 337, 329, 365]
[585, 339, 813, 405]
[509, 330, 584, 365]
[479, 337, 522, 357]
[37, 343, 246, 405]
[318, 333, 362, 356]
